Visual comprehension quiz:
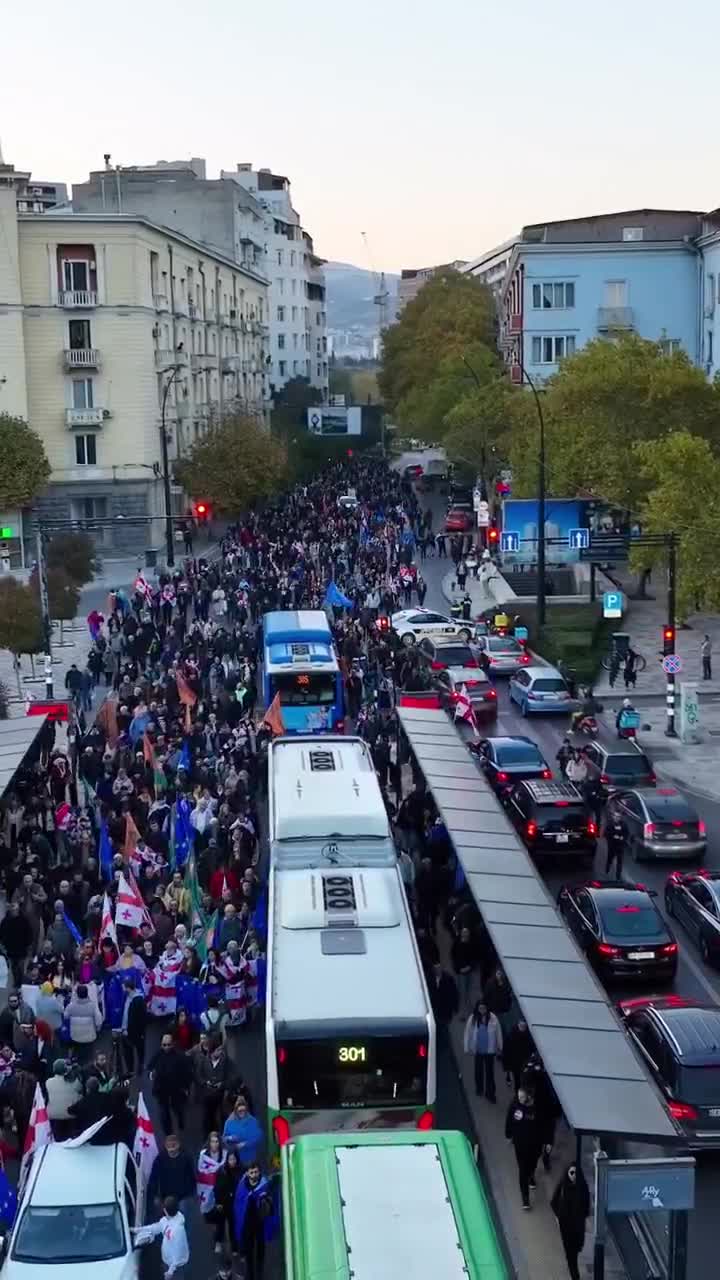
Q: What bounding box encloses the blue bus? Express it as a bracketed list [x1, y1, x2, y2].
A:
[262, 610, 345, 733]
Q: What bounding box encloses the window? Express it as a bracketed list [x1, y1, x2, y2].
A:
[75, 434, 97, 465]
[292, 306, 297, 321]
[277, 334, 285, 350]
[63, 260, 89, 292]
[622, 227, 644, 242]
[290, 251, 296, 266]
[291, 279, 297, 295]
[531, 335, 576, 363]
[532, 281, 575, 309]
[72, 378, 94, 408]
[293, 333, 298, 349]
[68, 319, 91, 350]
[278, 360, 286, 377]
[277, 305, 285, 321]
[604, 280, 627, 307]
[277, 279, 284, 295]
[709, 331, 714, 365]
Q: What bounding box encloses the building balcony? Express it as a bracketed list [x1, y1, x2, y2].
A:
[64, 348, 100, 369]
[597, 306, 634, 331]
[221, 355, 242, 373]
[190, 352, 216, 372]
[508, 313, 522, 336]
[154, 349, 176, 369]
[59, 290, 97, 308]
[153, 292, 169, 311]
[65, 407, 105, 429]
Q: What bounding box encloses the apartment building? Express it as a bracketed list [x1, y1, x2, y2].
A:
[397, 260, 468, 311]
[221, 165, 328, 402]
[0, 156, 268, 550]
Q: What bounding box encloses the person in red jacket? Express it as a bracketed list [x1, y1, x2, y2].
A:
[209, 864, 240, 904]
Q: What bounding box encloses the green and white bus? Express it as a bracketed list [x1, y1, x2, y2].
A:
[281, 1130, 510, 1280]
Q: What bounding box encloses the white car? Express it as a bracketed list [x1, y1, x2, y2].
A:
[1, 1143, 143, 1280]
[391, 608, 471, 647]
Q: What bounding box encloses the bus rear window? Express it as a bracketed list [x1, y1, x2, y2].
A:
[277, 1036, 427, 1109]
[271, 673, 335, 705]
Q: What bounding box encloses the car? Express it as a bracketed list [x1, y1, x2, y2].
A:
[0, 1141, 143, 1280]
[403, 463, 423, 481]
[448, 483, 474, 508]
[508, 665, 572, 715]
[445, 508, 474, 533]
[417, 637, 479, 671]
[581, 740, 656, 797]
[506, 780, 597, 858]
[606, 787, 706, 861]
[557, 880, 678, 984]
[432, 666, 498, 721]
[337, 491, 359, 511]
[665, 871, 720, 966]
[473, 735, 552, 798]
[390, 608, 471, 647]
[474, 634, 530, 675]
[618, 996, 720, 1148]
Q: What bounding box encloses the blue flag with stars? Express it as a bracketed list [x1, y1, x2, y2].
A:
[63, 909, 82, 947]
[0, 1167, 17, 1228]
[99, 818, 113, 881]
[172, 796, 194, 871]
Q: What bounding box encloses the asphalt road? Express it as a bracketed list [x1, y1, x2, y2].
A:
[417, 484, 720, 1278]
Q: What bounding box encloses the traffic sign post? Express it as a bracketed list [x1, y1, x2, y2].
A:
[662, 654, 682, 675]
[568, 527, 590, 550]
[602, 591, 624, 619]
[500, 531, 520, 553]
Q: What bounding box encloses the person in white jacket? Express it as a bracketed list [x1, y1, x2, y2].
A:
[133, 1196, 190, 1277]
[464, 1000, 503, 1103]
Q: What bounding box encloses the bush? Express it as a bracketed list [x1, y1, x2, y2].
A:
[511, 602, 613, 684]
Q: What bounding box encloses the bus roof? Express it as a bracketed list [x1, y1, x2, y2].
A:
[263, 610, 332, 646]
[265, 641, 338, 672]
[283, 1131, 508, 1280]
[270, 867, 430, 1029]
[269, 736, 394, 848]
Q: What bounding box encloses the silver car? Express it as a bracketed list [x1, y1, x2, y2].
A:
[475, 634, 531, 675]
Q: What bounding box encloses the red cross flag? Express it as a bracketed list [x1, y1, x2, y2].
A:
[454, 683, 478, 733]
[20, 1082, 53, 1189]
[100, 891, 119, 951]
[133, 1091, 158, 1184]
[115, 871, 148, 929]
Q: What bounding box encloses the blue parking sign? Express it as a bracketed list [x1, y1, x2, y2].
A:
[603, 591, 624, 619]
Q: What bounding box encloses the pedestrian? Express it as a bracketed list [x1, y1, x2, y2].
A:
[604, 811, 625, 878]
[623, 647, 638, 690]
[222, 1096, 263, 1165]
[196, 1035, 235, 1135]
[197, 1131, 226, 1233]
[65, 983, 103, 1063]
[149, 1032, 194, 1134]
[456, 560, 468, 591]
[483, 966, 514, 1038]
[134, 1195, 190, 1278]
[503, 1018, 534, 1092]
[505, 1086, 541, 1210]
[233, 1162, 278, 1280]
[463, 1000, 503, 1102]
[565, 750, 588, 786]
[213, 1148, 242, 1257]
[450, 926, 478, 1014]
[147, 1133, 196, 1220]
[702, 634, 712, 680]
[46, 1058, 83, 1139]
[551, 1163, 591, 1280]
[120, 976, 147, 1076]
[428, 960, 459, 1043]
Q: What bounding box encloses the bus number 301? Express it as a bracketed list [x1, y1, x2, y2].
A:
[338, 1046, 367, 1064]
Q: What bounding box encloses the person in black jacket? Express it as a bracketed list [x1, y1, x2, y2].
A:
[120, 979, 147, 1076]
[147, 1133, 196, 1218]
[505, 1087, 542, 1210]
[0, 905, 33, 989]
[502, 1019, 534, 1092]
[522, 1052, 562, 1171]
[428, 961, 458, 1041]
[149, 1033, 193, 1133]
[551, 1163, 591, 1280]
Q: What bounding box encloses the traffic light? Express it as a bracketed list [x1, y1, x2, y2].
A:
[663, 625, 675, 656]
[347, 449, 353, 458]
[487, 525, 499, 547]
[193, 501, 210, 522]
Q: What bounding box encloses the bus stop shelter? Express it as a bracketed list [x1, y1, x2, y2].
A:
[0, 715, 49, 800]
[397, 705, 678, 1144]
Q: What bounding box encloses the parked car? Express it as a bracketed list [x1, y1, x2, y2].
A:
[432, 667, 497, 722]
[403, 463, 423, 481]
[472, 736, 552, 798]
[619, 996, 720, 1148]
[508, 665, 572, 715]
[474, 634, 530, 675]
[445, 507, 474, 533]
[391, 608, 471, 646]
[506, 779, 597, 858]
[581, 741, 656, 797]
[417, 637, 479, 671]
[558, 880, 678, 984]
[665, 871, 720, 966]
[447, 484, 474, 508]
[606, 787, 706, 861]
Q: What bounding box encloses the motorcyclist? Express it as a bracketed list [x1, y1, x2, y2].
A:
[616, 698, 638, 737]
[571, 686, 601, 732]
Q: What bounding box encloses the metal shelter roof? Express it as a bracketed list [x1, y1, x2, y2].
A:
[398, 706, 678, 1142]
[0, 715, 48, 799]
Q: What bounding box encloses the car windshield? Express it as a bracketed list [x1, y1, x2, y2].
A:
[433, 646, 471, 665]
[12, 1203, 125, 1262]
[646, 796, 695, 821]
[496, 743, 543, 765]
[532, 678, 567, 693]
[598, 904, 667, 941]
[679, 1065, 720, 1106]
[488, 638, 522, 653]
[607, 755, 653, 776]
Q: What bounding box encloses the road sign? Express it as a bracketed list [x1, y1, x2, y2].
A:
[501, 531, 520, 553]
[568, 527, 590, 550]
[662, 654, 682, 675]
[604, 1158, 695, 1214]
[580, 535, 630, 563]
[602, 590, 624, 619]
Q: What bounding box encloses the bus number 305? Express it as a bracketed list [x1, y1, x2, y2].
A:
[338, 1045, 367, 1064]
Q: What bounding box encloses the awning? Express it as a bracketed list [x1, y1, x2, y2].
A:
[398, 706, 678, 1142]
[0, 715, 48, 798]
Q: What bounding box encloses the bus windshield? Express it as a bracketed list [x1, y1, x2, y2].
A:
[278, 1035, 427, 1109]
[271, 672, 335, 705]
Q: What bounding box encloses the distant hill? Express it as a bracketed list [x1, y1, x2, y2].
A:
[324, 261, 399, 333]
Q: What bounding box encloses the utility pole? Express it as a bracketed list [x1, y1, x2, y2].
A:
[518, 363, 547, 628]
[160, 368, 181, 568]
[35, 525, 53, 698]
[666, 533, 678, 737]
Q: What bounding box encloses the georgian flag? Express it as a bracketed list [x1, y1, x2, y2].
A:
[196, 1148, 225, 1213]
[115, 871, 148, 929]
[148, 952, 184, 1016]
[100, 892, 119, 951]
[133, 1091, 158, 1184]
[54, 802, 72, 832]
[454, 683, 478, 732]
[133, 573, 152, 599]
[20, 1083, 53, 1190]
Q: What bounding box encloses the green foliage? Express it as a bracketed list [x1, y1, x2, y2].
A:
[46, 531, 98, 586]
[272, 377, 318, 410]
[0, 577, 44, 657]
[443, 381, 513, 488]
[0, 414, 51, 507]
[174, 413, 288, 515]
[30, 565, 81, 622]
[512, 602, 612, 683]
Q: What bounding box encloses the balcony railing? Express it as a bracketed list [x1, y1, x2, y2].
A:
[190, 353, 215, 372]
[508, 313, 522, 335]
[153, 292, 169, 311]
[597, 306, 634, 330]
[65, 407, 105, 428]
[221, 355, 241, 373]
[154, 349, 175, 369]
[64, 348, 100, 369]
[59, 290, 97, 308]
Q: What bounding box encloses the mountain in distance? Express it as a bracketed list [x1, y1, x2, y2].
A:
[324, 261, 400, 335]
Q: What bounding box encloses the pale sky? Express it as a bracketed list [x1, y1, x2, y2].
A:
[2, 0, 719, 273]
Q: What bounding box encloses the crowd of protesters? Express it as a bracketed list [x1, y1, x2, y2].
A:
[0, 455, 588, 1279]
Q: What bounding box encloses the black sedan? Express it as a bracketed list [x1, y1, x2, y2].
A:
[558, 880, 678, 985]
[471, 735, 552, 798]
[665, 871, 720, 967]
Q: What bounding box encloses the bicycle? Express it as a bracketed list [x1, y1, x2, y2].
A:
[600, 649, 647, 672]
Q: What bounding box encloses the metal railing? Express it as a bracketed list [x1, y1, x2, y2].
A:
[64, 348, 100, 368]
[59, 290, 97, 308]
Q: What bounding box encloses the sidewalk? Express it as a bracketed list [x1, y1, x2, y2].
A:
[606, 699, 720, 800]
[442, 568, 515, 616]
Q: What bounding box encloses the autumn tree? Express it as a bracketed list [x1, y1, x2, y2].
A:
[0, 414, 51, 507]
[0, 578, 44, 698]
[443, 380, 514, 495]
[46, 531, 98, 586]
[174, 413, 287, 515]
[30, 565, 81, 644]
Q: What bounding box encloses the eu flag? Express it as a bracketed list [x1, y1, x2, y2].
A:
[172, 796, 194, 871]
[99, 819, 113, 881]
[63, 909, 83, 946]
[0, 1168, 17, 1228]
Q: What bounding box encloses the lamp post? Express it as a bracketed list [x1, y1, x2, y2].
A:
[460, 355, 488, 486]
[517, 362, 547, 628]
[160, 366, 182, 568]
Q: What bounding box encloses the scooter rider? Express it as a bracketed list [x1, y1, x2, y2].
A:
[616, 698, 638, 737]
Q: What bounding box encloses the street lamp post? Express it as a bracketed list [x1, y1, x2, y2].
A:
[517, 362, 547, 628]
[160, 366, 181, 568]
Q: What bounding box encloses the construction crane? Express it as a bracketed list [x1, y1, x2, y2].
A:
[361, 231, 390, 353]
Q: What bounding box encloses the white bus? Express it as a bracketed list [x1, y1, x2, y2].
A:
[268, 735, 396, 869]
[266, 862, 436, 1154]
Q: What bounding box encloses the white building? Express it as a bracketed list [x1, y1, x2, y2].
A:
[221, 166, 328, 402]
[0, 154, 268, 551]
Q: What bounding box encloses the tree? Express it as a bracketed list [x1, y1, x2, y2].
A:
[0, 578, 44, 698]
[271, 377, 319, 433]
[442, 381, 514, 494]
[30, 565, 81, 645]
[379, 270, 497, 417]
[46, 531, 98, 586]
[393, 344, 501, 441]
[0, 414, 51, 507]
[508, 336, 720, 509]
[174, 413, 288, 515]
[633, 432, 720, 619]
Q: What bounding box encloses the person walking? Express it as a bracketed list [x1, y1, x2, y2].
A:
[213, 1149, 242, 1257]
[505, 1086, 542, 1210]
[565, 750, 588, 787]
[604, 811, 625, 878]
[147, 1134, 196, 1221]
[702, 634, 713, 680]
[134, 1196, 190, 1278]
[233, 1162, 277, 1280]
[503, 1019, 534, 1092]
[451, 926, 478, 1014]
[149, 1033, 194, 1134]
[120, 977, 147, 1076]
[463, 1000, 503, 1102]
[222, 1097, 263, 1165]
[65, 984, 103, 1064]
[551, 1163, 591, 1280]
[428, 960, 459, 1044]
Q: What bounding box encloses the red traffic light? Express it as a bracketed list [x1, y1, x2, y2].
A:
[488, 526, 499, 543]
[663, 627, 674, 641]
[663, 625, 675, 655]
[347, 449, 353, 458]
[193, 501, 210, 519]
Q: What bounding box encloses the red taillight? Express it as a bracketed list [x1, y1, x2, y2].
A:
[587, 821, 598, 836]
[648, 773, 657, 783]
[431, 660, 445, 670]
[485, 689, 497, 700]
[521, 654, 530, 663]
[542, 768, 553, 780]
[554, 800, 570, 807]
[643, 822, 655, 839]
[669, 1100, 698, 1122]
[671, 820, 684, 828]
[497, 771, 508, 782]
[597, 943, 621, 957]
[272, 1115, 291, 1147]
[526, 821, 537, 838]
[417, 1042, 427, 1059]
[278, 1047, 287, 1065]
[416, 1110, 434, 1131]
[699, 820, 707, 836]
[661, 942, 678, 955]
[600, 774, 610, 784]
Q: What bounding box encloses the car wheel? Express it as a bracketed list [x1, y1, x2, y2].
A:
[700, 936, 711, 966]
[459, 628, 471, 641]
[401, 632, 415, 647]
[665, 891, 675, 918]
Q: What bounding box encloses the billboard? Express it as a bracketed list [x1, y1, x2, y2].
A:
[307, 407, 362, 436]
[500, 498, 586, 565]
